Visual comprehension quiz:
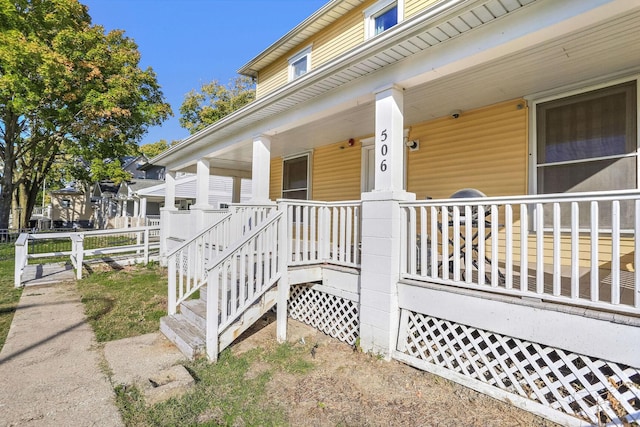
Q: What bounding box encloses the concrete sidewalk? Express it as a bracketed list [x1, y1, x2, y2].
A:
[0, 283, 123, 427]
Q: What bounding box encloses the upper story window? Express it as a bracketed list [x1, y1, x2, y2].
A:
[365, 0, 404, 39]
[288, 46, 312, 81]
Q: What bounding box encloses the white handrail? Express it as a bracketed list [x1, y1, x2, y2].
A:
[205, 210, 284, 360]
[14, 233, 29, 287]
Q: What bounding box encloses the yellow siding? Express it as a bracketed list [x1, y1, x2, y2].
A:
[256, 57, 289, 99]
[269, 157, 283, 200]
[309, 6, 364, 72]
[312, 140, 362, 201]
[407, 99, 528, 200]
[405, 0, 439, 19]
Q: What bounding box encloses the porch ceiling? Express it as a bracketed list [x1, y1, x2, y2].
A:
[156, 0, 640, 171]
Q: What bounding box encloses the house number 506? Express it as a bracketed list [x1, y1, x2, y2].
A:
[380, 129, 388, 172]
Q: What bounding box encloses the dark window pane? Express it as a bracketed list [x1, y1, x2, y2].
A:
[283, 156, 308, 191]
[374, 6, 397, 35]
[537, 81, 636, 164]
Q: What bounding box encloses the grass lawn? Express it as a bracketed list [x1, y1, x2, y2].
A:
[0, 243, 22, 352]
[76, 263, 168, 342]
[76, 262, 315, 426]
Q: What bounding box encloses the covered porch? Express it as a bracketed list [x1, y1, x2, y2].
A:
[153, 0, 640, 424]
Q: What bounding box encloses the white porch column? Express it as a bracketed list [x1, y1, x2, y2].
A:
[374, 85, 405, 192]
[160, 170, 178, 266]
[359, 84, 415, 359]
[133, 199, 140, 217]
[251, 135, 271, 203]
[194, 158, 212, 208]
[140, 197, 147, 218]
[165, 169, 176, 209]
[231, 176, 242, 204]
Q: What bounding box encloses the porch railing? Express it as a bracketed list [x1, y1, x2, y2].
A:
[399, 190, 639, 315]
[279, 199, 361, 269]
[167, 204, 276, 314]
[205, 210, 285, 360]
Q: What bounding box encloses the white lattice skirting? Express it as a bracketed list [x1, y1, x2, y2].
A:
[288, 284, 359, 345]
[397, 310, 640, 425]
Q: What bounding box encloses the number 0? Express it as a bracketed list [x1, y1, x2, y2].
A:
[381, 144, 388, 156]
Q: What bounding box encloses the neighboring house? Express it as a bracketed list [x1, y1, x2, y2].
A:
[153, 1, 640, 425]
[50, 184, 94, 229]
[137, 174, 252, 210]
[137, 159, 165, 180]
[121, 155, 148, 180]
[91, 181, 120, 229]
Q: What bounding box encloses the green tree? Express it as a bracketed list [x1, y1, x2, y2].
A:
[179, 76, 255, 134]
[0, 0, 172, 229]
[138, 139, 169, 159]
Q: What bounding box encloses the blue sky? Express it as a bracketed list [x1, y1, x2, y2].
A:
[82, 0, 327, 148]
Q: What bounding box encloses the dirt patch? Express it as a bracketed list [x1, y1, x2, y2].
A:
[232, 314, 559, 427]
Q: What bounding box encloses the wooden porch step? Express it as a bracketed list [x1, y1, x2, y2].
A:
[160, 314, 205, 359]
[181, 299, 206, 332]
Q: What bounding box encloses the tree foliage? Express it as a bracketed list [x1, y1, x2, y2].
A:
[0, 0, 172, 228]
[138, 139, 169, 159]
[179, 76, 255, 134]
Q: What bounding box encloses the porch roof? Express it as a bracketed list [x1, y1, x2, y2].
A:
[152, 0, 640, 174]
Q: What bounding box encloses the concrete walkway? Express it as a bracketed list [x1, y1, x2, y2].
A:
[0, 283, 123, 427]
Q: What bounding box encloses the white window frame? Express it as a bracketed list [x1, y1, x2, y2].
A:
[364, 0, 404, 39]
[282, 151, 313, 200]
[288, 45, 312, 82]
[527, 74, 640, 195]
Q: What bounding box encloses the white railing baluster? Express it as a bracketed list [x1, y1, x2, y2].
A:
[354, 206, 360, 265]
[520, 204, 528, 292]
[464, 205, 472, 284]
[452, 206, 460, 282]
[310, 206, 317, 262]
[346, 206, 353, 265]
[491, 204, 499, 288]
[590, 201, 599, 302]
[477, 205, 485, 286]
[409, 207, 417, 275]
[339, 206, 346, 262]
[505, 204, 513, 289]
[552, 202, 561, 296]
[302, 205, 309, 262]
[330, 206, 340, 261]
[570, 202, 579, 300]
[535, 203, 544, 295]
[400, 208, 408, 275]
[430, 206, 438, 279]
[441, 206, 449, 281]
[420, 206, 427, 277]
[611, 201, 620, 305]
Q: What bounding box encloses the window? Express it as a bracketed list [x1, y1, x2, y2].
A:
[365, 0, 403, 39]
[535, 80, 637, 194]
[288, 46, 312, 81]
[533, 79, 638, 229]
[282, 154, 310, 200]
[61, 199, 71, 208]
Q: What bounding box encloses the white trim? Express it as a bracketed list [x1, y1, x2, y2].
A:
[364, 0, 404, 39]
[527, 73, 640, 195]
[288, 45, 312, 82]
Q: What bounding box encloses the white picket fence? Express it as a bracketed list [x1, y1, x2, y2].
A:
[14, 226, 160, 286]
